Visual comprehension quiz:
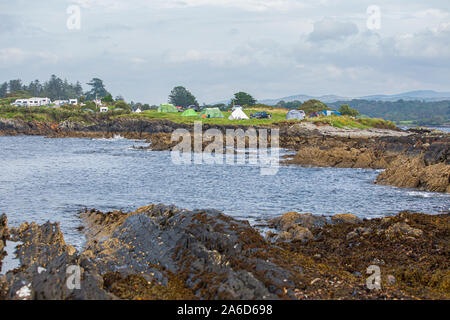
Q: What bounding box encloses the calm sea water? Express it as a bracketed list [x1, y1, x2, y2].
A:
[400, 126, 450, 132]
[430, 127, 450, 132]
[0, 136, 448, 248]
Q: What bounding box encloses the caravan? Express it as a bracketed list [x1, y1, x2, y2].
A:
[12, 97, 51, 107]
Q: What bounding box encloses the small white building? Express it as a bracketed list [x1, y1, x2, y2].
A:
[69, 98, 78, 105]
[99, 106, 109, 113]
[134, 107, 142, 113]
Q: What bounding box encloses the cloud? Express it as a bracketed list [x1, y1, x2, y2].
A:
[130, 57, 146, 64]
[71, 0, 306, 12]
[166, 49, 250, 66]
[0, 48, 59, 67]
[386, 22, 450, 60]
[0, 14, 20, 33]
[412, 8, 449, 20]
[308, 18, 359, 42]
[1, 0, 450, 102]
[166, 38, 288, 69]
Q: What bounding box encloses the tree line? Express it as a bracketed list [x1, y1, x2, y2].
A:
[0, 75, 111, 101]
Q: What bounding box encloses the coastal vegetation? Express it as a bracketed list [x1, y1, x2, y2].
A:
[1, 75, 447, 126]
[273, 98, 449, 126]
[0, 102, 131, 123]
[0, 95, 397, 130]
[119, 109, 396, 129]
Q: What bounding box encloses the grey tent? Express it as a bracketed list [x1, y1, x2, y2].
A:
[286, 110, 305, 120]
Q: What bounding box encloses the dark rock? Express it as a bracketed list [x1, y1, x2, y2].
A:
[331, 214, 361, 225]
[80, 205, 295, 299]
[385, 222, 423, 238]
[0, 214, 9, 272]
[3, 221, 114, 300]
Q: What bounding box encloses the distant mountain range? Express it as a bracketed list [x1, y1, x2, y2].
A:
[257, 90, 450, 105]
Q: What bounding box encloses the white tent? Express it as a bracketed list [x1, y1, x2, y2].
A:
[228, 108, 249, 120]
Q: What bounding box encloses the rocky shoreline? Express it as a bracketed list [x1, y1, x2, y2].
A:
[284, 124, 449, 193]
[1, 117, 449, 193]
[0, 205, 448, 300]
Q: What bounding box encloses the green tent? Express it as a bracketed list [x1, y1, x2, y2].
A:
[157, 103, 178, 113]
[199, 108, 224, 118]
[181, 109, 198, 117]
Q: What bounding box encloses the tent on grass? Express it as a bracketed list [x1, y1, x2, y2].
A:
[157, 103, 178, 113]
[319, 110, 341, 116]
[286, 109, 305, 120]
[199, 108, 224, 118]
[181, 109, 198, 117]
[228, 108, 249, 120]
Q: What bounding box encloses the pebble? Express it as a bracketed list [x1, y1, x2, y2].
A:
[387, 275, 396, 285]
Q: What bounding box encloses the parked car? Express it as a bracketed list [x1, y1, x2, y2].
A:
[251, 111, 271, 119]
[188, 105, 201, 112]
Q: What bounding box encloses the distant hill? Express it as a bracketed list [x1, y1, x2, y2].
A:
[361, 90, 450, 102]
[258, 94, 350, 105]
[257, 90, 450, 105]
[327, 99, 450, 126]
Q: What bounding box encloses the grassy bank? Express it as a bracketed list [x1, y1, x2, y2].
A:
[0, 104, 397, 130]
[117, 109, 397, 129]
[0, 105, 130, 123]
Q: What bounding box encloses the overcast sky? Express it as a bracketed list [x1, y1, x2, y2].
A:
[1, 0, 449, 104]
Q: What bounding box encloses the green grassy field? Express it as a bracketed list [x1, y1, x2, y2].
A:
[115, 108, 290, 126]
[117, 109, 397, 129]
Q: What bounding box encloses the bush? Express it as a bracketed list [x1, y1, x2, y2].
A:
[338, 104, 360, 117]
[114, 100, 131, 111]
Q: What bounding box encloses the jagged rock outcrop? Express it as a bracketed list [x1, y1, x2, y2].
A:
[80, 205, 294, 300]
[376, 155, 450, 193]
[1, 221, 114, 300]
[0, 207, 448, 300]
[286, 133, 449, 193]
